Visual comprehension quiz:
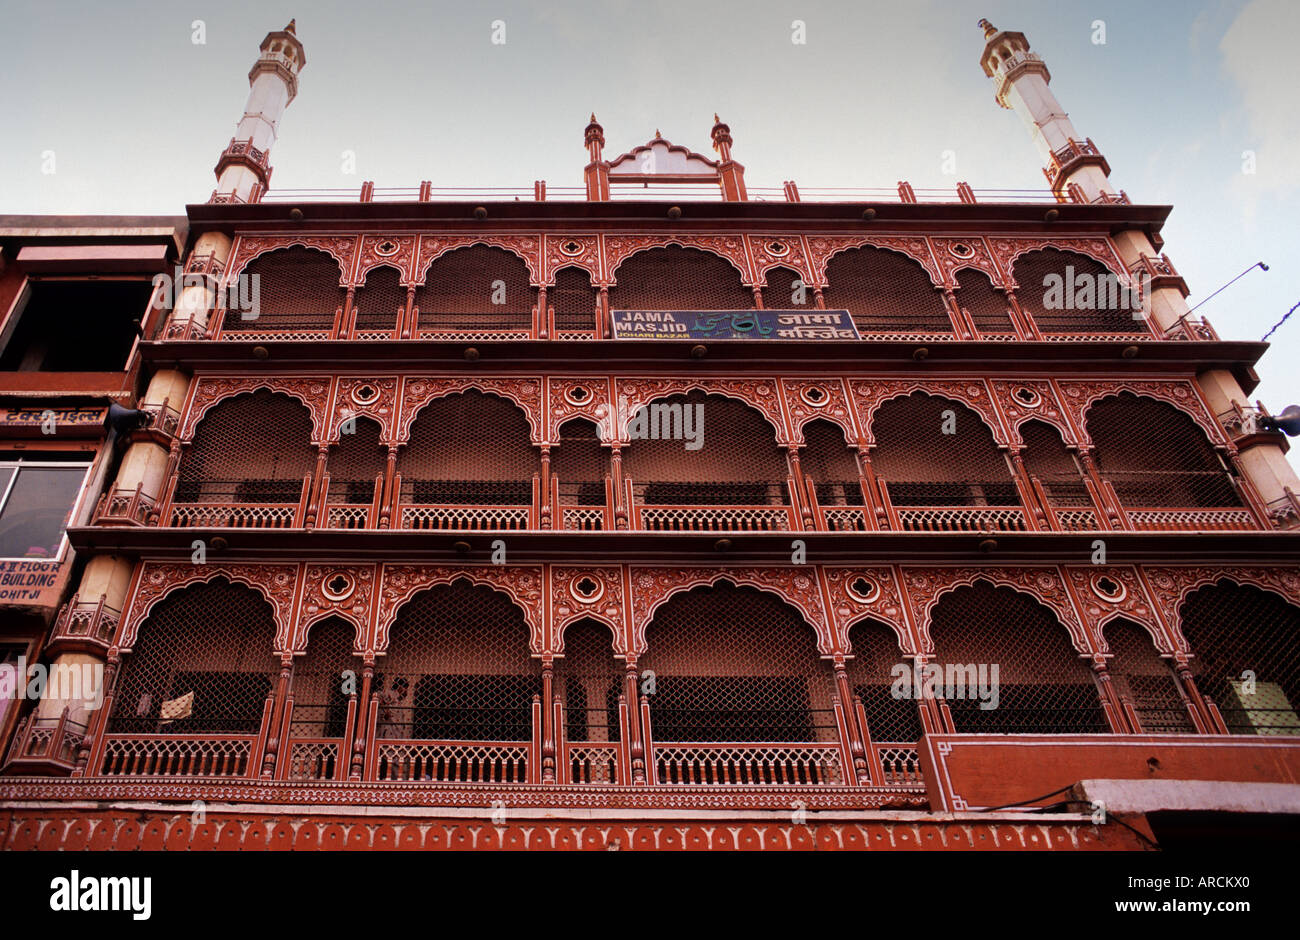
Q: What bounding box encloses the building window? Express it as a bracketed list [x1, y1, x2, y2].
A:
[0, 280, 150, 372]
[0, 458, 91, 560]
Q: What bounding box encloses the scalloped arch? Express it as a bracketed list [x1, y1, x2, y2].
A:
[605, 238, 752, 287]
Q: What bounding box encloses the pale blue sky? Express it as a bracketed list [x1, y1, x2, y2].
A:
[2, 0, 1297, 414]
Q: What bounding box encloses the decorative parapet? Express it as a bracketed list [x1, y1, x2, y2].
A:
[50, 594, 122, 652]
[1130, 253, 1189, 298]
[1042, 137, 1111, 192]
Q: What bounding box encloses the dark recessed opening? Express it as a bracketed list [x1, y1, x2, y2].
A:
[0, 280, 150, 372]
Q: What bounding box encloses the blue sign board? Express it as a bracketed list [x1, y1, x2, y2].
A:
[612, 309, 861, 340]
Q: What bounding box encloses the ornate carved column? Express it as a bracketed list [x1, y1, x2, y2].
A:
[832, 660, 870, 784]
[623, 659, 646, 784]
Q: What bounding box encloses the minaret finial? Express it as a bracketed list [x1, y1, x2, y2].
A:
[978, 18, 997, 38]
[590, 112, 597, 124]
[286, 19, 296, 34]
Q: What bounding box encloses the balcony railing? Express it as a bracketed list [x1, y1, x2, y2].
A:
[166, 476, 312, 528]
[3, 710, 86, 774]
[99, 734, 257, 777]
[391, 475, 540, 531]
[878, 479, 1030, 533]
[628, 478, 796, 532]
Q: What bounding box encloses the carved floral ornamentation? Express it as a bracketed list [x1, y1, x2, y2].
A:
[902, 566, 1089, 655]
[356, 235, 418, 285]
[747, 235, 814, 288]
[329, 376, 399, 443]
[1142, 566, 1300, 656]
[781, 378, 857, 443]
[1056, 379, 1226, 448]
[396, 376, 544, 442]
[549, 566, 628, 656]
[546, 378, 613, 444]
[1062, 565, 1169, 656]
[628, 567, 830, 656]
[930, 237, 1003, 288]
[542, 235, 601, 283]
[821, 567, 914, 656]
[415, 235, 541, 285]
[615, 377, 787, 444]
[849, 378, 1005, 446]
[375, 565, 545, 653]
[806, 236, 941, 289]
[987, 237, 1127, 289]
[603, 235, 752, 286]
[183, 376, 333, 443]
[225, 235, 357, 287]
[292, 565, 378, 654]
[988, 379, 1075, 443]
[121, 563, 301, 653]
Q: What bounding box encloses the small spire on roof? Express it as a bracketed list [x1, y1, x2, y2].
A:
[978, 18, 997, 39]
[285, 19, 297, 34]
[590, 113, 597, 123]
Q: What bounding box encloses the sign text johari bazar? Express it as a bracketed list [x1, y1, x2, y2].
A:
[612, 309, 862, 340]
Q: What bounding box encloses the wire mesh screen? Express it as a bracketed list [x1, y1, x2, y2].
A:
[109, 579, 277, 735]
[397, 391, 539, 505]
[846, 619, 923, 742]
[224, 247, 345, 333]
[872, 394, 1018, 506]
[326, 418, 386, 505]
[802, 419, 864, 506]
[823, 246, 952, 334]
[553, 419, 608, 506]
[556, 619, 621, 742]
[1103, 619, 1194, 734]
[414, 245, 534, 333]
[928, 580, 1110, 734]
[352, 265, 405, 333]
[623, 391, 789, 505]
[1020, 420, 1091, 507]
[609, 245, 753, 311]
[552, 266, 597, 333]
[175, 391, 315, 504]
[1012, 248, 1146, 334]
[1180, 580, 1300, 735]
[1086, 394, 1240, 508]
[380, 580, 540, 741]
[763, 266, 811, 309]
[955, 268, 1016, 334]
[290, 618, 358, 739]
[640, 582, 836, 742]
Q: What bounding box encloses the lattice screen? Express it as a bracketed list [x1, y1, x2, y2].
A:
[1086, 394, 1240, 508]
[1179, 580, 1300, 735]
[397, 391, 539, 505]
[109, 580, 277, 735]
[290, 618, 358, 739]
[414, 245, 534, 333]
[352, 265, 405, 333]
[1019, 420, 1091, 507]
[380, 580, 540, 741]
[1103, 619, 1194, 734]
[763, 266, 811, 309]
[326, 417, 386, 506]
[871, 394, 1018, 506]
[555, 619, 621, 742]
[609, 246, 753, 311]
[927, 580, 1110, 734]
[1012, 248, 1146, 334]
[846, 619, 923, 742]
[622, 391, 789, 505]
[552, 419, 607, 506]
[955, 268, 1016, 334]
[802, 419, 864, 506]
[822, 246, 952, 334]
[639, 582, 835, 742]
[224, 247, 345, 333]
[175, 391, 315, 504]
[552, 266, 597, 333]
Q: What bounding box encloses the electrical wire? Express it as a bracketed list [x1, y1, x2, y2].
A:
[1262, 299, 1300, 342]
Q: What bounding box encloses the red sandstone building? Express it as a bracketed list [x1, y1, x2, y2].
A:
[1, 20, 1298, 852]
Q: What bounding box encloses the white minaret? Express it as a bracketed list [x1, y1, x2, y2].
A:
[977, 19, 1117, 202]
[212, 20, 306, 203]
